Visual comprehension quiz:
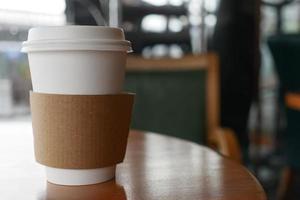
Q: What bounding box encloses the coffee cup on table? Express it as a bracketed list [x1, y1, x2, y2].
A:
[21, 26, 132, 186]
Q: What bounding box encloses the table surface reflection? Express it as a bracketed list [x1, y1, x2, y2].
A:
[0, 120, 266, 200]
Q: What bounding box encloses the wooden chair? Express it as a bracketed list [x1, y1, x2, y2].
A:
[124, 53, 241, 162]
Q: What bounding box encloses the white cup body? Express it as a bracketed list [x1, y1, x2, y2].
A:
[23, 26, 131, 186]
[29, 51, 126, 94]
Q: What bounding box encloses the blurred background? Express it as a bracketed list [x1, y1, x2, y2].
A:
[1, 0, 300, 199]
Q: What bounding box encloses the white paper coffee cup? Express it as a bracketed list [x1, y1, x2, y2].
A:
[22, 26, 131, 186]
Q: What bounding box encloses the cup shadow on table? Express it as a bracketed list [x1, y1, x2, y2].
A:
[45, 179, 127, 200]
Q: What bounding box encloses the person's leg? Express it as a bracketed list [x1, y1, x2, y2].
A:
[212, 0, 259, 162]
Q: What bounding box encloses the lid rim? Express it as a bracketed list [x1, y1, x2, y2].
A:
[21, 44, 132, 53]
[23, 39, 131, 46]
[23, 26, 131, 53]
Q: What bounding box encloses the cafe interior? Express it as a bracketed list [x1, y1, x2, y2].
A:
[1, 0, 300, 199]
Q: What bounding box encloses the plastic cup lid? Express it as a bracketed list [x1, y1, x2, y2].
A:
[22, 26, 132, 53]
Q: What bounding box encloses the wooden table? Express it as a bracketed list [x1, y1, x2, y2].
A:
[0, 120, 266, 200]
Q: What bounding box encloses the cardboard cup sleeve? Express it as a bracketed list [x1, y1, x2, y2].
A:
[30, 92, 135, 169]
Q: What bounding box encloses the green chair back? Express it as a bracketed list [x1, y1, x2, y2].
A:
[124, 70, 207, 144]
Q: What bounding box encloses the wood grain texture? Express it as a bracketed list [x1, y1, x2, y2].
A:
[0, 124, 266, 200]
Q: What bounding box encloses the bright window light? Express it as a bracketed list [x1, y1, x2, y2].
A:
[142, 14, 167, 33]
[205, 0, 219, 12]
[152, 44, 168, 58]
[189, 15, 202, 26]
[0, 0, 66, 15]
[169, 17, 183, 32]
[0, 0, 66, 26]
[141, 0, 168, 6]
[169, 0, 184, 6]
[205, 14, 217, 26]
[169, 44, 183, 58]
[188, 0, 201, 15]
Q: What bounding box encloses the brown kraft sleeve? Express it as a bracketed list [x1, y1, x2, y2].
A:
[30, 92, 135, 169]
